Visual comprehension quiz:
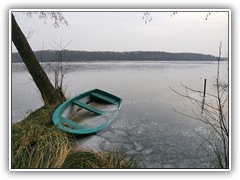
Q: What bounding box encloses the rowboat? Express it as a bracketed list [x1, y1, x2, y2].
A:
[52, 89, 123, 134]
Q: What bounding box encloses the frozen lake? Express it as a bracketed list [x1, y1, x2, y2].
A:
[11, 60, 228, 168]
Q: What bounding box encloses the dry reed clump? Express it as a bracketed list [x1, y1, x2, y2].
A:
[12, 106, 144, 169]
[12, 121, 71, 168]
[62, 148, 144, 169]
[21, 105, 58, 127]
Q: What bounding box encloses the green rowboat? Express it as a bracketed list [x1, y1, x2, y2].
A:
[53, 89, 123, 134]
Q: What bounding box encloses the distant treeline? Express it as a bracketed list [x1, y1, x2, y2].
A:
[12, 50, 223, 63]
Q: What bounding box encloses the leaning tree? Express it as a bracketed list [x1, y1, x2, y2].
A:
[11, 12, 66, 105]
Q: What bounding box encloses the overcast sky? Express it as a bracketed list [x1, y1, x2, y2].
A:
[12, 10, 229, 57]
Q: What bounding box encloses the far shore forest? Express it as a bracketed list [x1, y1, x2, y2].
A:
[12, 50, 227, 63]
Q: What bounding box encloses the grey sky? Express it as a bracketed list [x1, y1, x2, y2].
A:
[12, 10, 229, 57]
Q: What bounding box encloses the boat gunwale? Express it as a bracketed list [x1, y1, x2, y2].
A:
[52, 89, 123, 134]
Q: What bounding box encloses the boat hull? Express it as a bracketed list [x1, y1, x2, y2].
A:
[52, 89, 123, 134]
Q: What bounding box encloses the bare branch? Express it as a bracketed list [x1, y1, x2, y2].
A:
[25, 12, 68, 28]
[169, 86, 219, 111]
[205, 12, 212, 21]
[170, 41, 229, 168]
[171, 12, 178, 17]
[142, 12, 152, 24]
[25, 28, 35, 39]
[180, 82, 218, 99]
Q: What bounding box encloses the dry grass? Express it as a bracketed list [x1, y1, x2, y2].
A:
[11, 105, 143, 169]
[62, 148, 144, 169]
[12, 121, 71, 168]
[20, 105, 58, 127]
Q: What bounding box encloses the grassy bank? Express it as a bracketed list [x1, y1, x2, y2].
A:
[11, 105, 144, 169]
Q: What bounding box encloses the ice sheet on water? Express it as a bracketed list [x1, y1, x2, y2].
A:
[77, 135, 105, 152]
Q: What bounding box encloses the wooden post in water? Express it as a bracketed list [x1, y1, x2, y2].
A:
[202, 79, 207, 113]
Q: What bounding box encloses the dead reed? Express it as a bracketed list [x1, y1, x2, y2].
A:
[62, 148, 144, 169]
[11, 105, 143, 169]
[12, 121, 71, 168]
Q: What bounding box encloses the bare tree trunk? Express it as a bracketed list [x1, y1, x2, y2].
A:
[11, 13, 65, 105]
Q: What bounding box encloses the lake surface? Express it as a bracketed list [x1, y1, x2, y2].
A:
[11, 61, 228, 168]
